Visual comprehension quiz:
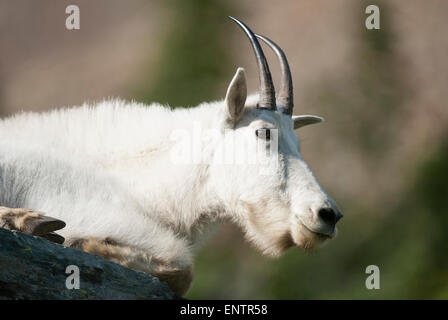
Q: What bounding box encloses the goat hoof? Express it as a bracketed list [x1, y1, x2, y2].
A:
[0, 206, 66, 238]
[39, 231, 65, 244]
[24, 215, 66, 236]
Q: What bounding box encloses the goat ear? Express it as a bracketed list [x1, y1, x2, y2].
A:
[293, 115, 324, 130]
[225, 67, 247, 123]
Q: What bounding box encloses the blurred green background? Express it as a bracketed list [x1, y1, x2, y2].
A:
[1, 0, 447, 299]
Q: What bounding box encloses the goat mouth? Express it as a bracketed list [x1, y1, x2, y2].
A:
[313, 231, 333, 240]
[298, 220, 335, 240]
[291, 221, 334, 252]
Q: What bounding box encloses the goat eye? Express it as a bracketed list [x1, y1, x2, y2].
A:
[255, 129, 271, 140]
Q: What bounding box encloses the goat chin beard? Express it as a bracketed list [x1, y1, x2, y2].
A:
[245, 223, 331, 258]
[292, 223, 331, 252]
[251, 229, 325, 258]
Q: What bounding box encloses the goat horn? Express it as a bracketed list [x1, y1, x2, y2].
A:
[256, 34, 293, 116]
[228, 16, 276, 111]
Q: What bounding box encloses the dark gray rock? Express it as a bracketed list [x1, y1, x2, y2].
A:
[0, 228, 176, 299]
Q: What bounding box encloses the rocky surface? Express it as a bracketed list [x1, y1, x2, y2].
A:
[0, 228, 176, 300]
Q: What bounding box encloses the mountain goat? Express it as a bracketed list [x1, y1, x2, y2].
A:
[0, 17, 343, 296]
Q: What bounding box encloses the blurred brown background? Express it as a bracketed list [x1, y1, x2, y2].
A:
[1, 0, 447, 299]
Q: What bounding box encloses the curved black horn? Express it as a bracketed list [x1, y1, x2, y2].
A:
[256, 34, 293, 116]
[228, 16, 276, 110]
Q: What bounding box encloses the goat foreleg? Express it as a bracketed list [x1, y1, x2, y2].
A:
[65, 236, 194, 296]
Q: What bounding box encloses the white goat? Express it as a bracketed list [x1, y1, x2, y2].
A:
[0, 17, 342, 296]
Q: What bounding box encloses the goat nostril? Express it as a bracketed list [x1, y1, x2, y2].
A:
[318, 208, 339, 226]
